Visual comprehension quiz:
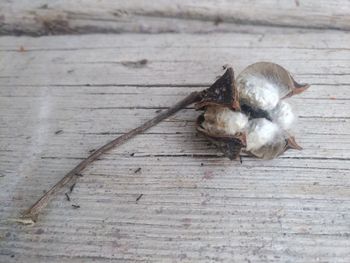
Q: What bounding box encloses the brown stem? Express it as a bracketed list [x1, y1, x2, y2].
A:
[21, 91, 203, 223]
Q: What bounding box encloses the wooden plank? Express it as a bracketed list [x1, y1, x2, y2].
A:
[1, 0, 350, 35]
[1, 32, 350, 86]
[0, 33, 350, 262]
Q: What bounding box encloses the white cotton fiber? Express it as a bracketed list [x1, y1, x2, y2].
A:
[203, 107, 248, 136]
[246, 118, 281, 151]
[269, 101, 295, 130]
[237, 75, 280, 111]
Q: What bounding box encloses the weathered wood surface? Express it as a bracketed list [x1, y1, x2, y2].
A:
[1, 31, 350, 262]
[1, 0, 350, 35]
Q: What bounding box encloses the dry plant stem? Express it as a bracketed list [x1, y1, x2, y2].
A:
[22, 91, 203, 222]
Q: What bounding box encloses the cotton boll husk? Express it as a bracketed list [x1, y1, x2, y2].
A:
[270, 101, 295, 130]
[250, 137, 288, 160]
[202, 106, 248, 136]
[237, 75, 280, 111]
[237, 62, 306, 103]
[246, 118, 281, 151]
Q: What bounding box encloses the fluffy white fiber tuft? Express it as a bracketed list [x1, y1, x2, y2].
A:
[270, 101, 295, 130]
[203, 107, 248, 136]
[246, 118, 281, 151]
[238, 75, 280, 111]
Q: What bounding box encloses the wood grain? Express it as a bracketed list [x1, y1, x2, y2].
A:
[0, 32, 350, 262]
[1, 0, 350, 35]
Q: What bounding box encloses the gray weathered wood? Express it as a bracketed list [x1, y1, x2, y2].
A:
[0, 32, 350, 262]
[1, 0, 350, 35]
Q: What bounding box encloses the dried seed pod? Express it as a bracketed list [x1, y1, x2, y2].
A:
[196, 64, 306, 161]
[195, 67, 240, 111]
[236, 62, 309, 111]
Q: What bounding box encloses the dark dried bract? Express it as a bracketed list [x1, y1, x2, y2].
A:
[195, 68, 240, 111]
[206, 134, 246, 160]
[195, 68, 246, 160]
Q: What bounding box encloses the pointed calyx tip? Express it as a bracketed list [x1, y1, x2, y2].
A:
[286, 136, 303, 150]
[195, 67, 239, 111]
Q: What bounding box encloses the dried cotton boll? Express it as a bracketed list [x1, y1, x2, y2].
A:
[237, 75, 280, 111]
[202, 106, 248, 136]
[269, 101, 295, 130]
[196, 65, 306, 161]
[246, 118, 281, 151]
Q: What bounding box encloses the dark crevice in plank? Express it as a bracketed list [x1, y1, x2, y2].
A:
[0, 252, 143, 262]
[78, 132, 190, 135]
[74, 131, 350, 136]
[2, 95, 350, 101]
[1, 82, 350, 88]
[139, 12, 350, 32]
[39, 154, 350, 162]
[40, 83, 207, 88]
[294, 98, 350, 101]
[0, 44, 282, 52]
[3, 46, 350, 53]
[298, 73, 350, 76]
[40, 156, 86, 160]
[299, 116, 350, 120]
[306, 83, 350, 86]
[1, 13, 350, 37]
[1, 83, 350, 88]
